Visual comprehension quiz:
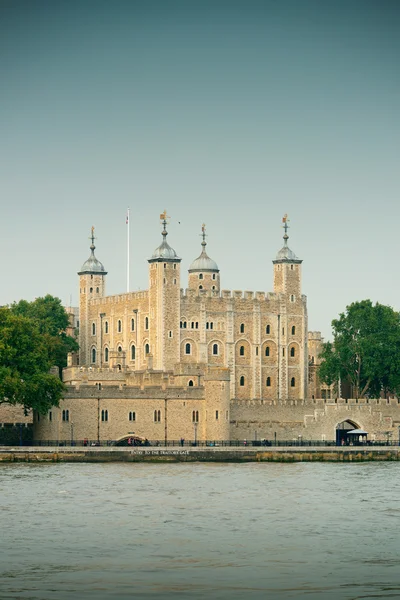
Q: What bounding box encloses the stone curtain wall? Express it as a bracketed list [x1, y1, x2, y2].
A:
[230, 398, 400, 442]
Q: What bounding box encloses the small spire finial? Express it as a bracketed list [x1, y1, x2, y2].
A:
[159, 210, 170, 236]
[90, 226, 96, 251]
[201, 223, 207, 248]
[282, 214, 289, 246]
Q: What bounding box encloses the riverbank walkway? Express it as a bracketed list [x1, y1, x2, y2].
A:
[1, 445, 400, 462]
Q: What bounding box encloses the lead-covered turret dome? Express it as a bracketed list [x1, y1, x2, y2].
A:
[148, 211, 181, 263]
[189, 225, 219, 272]
[78, 227, 107, 275]
[272, 215, 302, 264]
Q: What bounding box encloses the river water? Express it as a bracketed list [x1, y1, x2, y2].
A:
[1, 462, 400, 600]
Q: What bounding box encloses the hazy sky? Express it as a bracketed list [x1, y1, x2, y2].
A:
[1, 0, 399, 340]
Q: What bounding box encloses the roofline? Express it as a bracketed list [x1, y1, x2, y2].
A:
[188, 268, 220, 273]
[272, 259, 302, 265]
[148, 257, 182, 263]
[78, 270, 108, 275]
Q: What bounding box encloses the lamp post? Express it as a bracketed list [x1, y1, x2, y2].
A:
[71, 422, 74, 446]
[164, 395, 168, 447]
[194, 421, 198, 446]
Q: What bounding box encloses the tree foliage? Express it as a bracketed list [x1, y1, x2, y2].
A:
[9, 295, 78, 375]
[319, 300, 400, 398]
[0, 308, 65, 413]
[0, 296, 78, 413]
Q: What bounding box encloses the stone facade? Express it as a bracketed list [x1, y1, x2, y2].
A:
[24, 216, 400, 444]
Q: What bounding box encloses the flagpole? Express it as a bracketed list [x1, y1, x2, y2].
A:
[127, 207, 130, 292]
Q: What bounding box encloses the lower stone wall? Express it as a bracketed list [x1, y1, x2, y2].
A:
[230, 399, 400, 442]
[0, 404, 32, 425]
[2, 446, 400, 462]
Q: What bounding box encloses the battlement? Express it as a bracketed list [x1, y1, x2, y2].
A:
[180, 289, 278, 302]
[90, 290, 149, 305]
[308, 331, 323, 341]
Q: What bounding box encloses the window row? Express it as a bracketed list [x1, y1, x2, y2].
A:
[93, 317, 149, 336]
[238, 376, 297, 387]
[198, 273, 217, 280]
[180, 321, 215, 330]
[91, 343, 151, 363]
[184, 342, 220, 356]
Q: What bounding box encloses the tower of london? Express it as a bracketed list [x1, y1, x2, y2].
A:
[32, 213, 399, 444]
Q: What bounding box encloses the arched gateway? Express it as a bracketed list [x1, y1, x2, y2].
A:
[336, 420, 360, 445]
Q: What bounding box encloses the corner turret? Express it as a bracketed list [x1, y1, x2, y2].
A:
[188, 224, 220, 293]
[78, 227, 107, 366]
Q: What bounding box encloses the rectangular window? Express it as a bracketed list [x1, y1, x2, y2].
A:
[215, 410, 219, 420]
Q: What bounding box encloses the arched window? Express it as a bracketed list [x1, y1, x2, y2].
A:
[191, 322, 194, 329]
[266, 324, 270, 334]
[291, 295, 295, 302]
[212, 343, 218, 355]
[129, 411, 136, 422]
[240, 376, 245, 386]
[91, 347, 96, 363]
[92, 323, 96, 335]
[291, 325, 296, 335]
[145, 317, 149, 330]
[240, 323, 245, 333]
[212, 285, 215, 290]
[131, 318, 135, 331]
[89, 287, 93, 293]
[188, 380, 194, 387]
[239, 346, 245, 356]
[118, 319, 122, 333]
[104, 347, 109, 362]
[212, 273, 216, 280]
[199, 285, 203, 290]
[105, 321, 109, 334]
[183, 321, 187, 329]
[131, 345, 136, 360]
[195, 322, 199, 329]
[266, 377, 271, 387]
[101, 409, 108, 422]
[290, 347, 295, 357]
[145, 343, 150, 355]
[265, 346, 270, 357]
[199, 273, 203, 280]
[185, 343, 191, 355]
[291, 377, 295, 387]
[96, 287, 99, 293]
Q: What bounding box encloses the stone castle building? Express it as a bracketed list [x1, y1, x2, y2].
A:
[29, 214, 400, 444]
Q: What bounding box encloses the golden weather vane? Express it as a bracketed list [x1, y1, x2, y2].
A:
[282, 214, 290, 235]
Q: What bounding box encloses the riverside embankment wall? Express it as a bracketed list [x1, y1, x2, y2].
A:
[1, 446, 400, 462]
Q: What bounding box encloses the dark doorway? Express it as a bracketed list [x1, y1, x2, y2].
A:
[336, 420, 359, 446]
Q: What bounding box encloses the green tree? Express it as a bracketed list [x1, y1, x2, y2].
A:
[10, 295, 78, 375]
[319, 300, 400, 398]
[0, 308, 65, 413]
